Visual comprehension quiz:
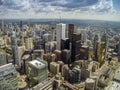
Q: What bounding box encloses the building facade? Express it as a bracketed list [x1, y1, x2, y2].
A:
[0, 63, 18, 90]
[56, 23, 66, 50]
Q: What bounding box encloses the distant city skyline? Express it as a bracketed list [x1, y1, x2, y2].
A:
[0, 0, 120, 21]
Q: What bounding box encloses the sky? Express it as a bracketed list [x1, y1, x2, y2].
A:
[0, 0, 120, 21]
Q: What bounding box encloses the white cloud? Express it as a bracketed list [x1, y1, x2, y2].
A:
[0, 0, 120, 21]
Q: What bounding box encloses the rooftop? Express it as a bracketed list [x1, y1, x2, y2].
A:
[86, 78, 95, 83]
[114, 70, 120, 81]
[109, 81, 120, 90]
[28, 60, 45, 69]
[0, 63, 17, 77]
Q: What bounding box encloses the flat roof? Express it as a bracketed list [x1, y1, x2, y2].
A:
[57, 23, 66, 25]
[86, 78, 95, 83]
[28, 60, 45, 69]
[114, 70, 120, 81]
[109, 81, 120, 90]
[0, 63, 17, 77]
[81, 45, 89, 48]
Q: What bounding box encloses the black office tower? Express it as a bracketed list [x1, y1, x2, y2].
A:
[71, 33, 82, 62]
[68, 24, 74, 42]
[61, 49, 71, 64]
[61, 38, 70, 50]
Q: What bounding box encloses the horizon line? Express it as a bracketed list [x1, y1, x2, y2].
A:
[0, 18, 120, 23]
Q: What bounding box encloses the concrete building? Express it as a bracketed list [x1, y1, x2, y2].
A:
[62, 65, 70, 80]
[88, 47, 94, 60]
[27, 59, 48, 87]
[0, 63, 18, 90]
[49, 54, 56, 62]
[113, 70, 120, 82]
[54, 50, 62, 61]
[24, 37, 34, 50]
[57, 61, 64, 72]
[98, 65, 115, 88]
[81, 28, 87, 44]
[81, 68, 91, 80]
[43, 33, 52, 42]
[85, 78, 95, 90]
[18, 45, 25, 61]
[50, 62, 59, 75]
[22, 54, 31, 74]
[0, 52, 7, 66]
[45, 42, 56, 53]
[33, 37, 44, 49]
[56, 23, 66, 50]
[0, 37, 4, 46]
[109, 81, 120, 90]
[3, 35, 11, 45]
[33, 49, 44, 59]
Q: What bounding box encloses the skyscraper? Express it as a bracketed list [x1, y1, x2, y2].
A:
[68, 24, 74, 42]
[81, 29, 87, 45]
[93, 34, 99, 55]
[69, 67, 81, 83]
[95, 42, 106, 66]
[101, 32, 108, 59]
[56, 23, 66, 50]
[71, 33, 82, 62]
[61, 49, 71, 64]
[61, 38, 70, 50]
[11, 31, 20, 66]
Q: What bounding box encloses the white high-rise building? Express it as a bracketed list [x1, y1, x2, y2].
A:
[56, 23, 66, 50]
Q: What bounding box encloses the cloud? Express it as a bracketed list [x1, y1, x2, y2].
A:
[91, 0, 114, 13]
[51, 0, 98, 9]
[0, 0, 119, 19]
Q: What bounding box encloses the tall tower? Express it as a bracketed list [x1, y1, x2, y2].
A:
[93, 34, 99, 55]
[68, 24, 74, 42]
[56, 23, 66, 50]
[95, 42, 106, 66]
[101, 32, 108, 59]
[11, 31, 19, 66]
[81, 29, 87, 45]
[71, 33, 82, 62]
